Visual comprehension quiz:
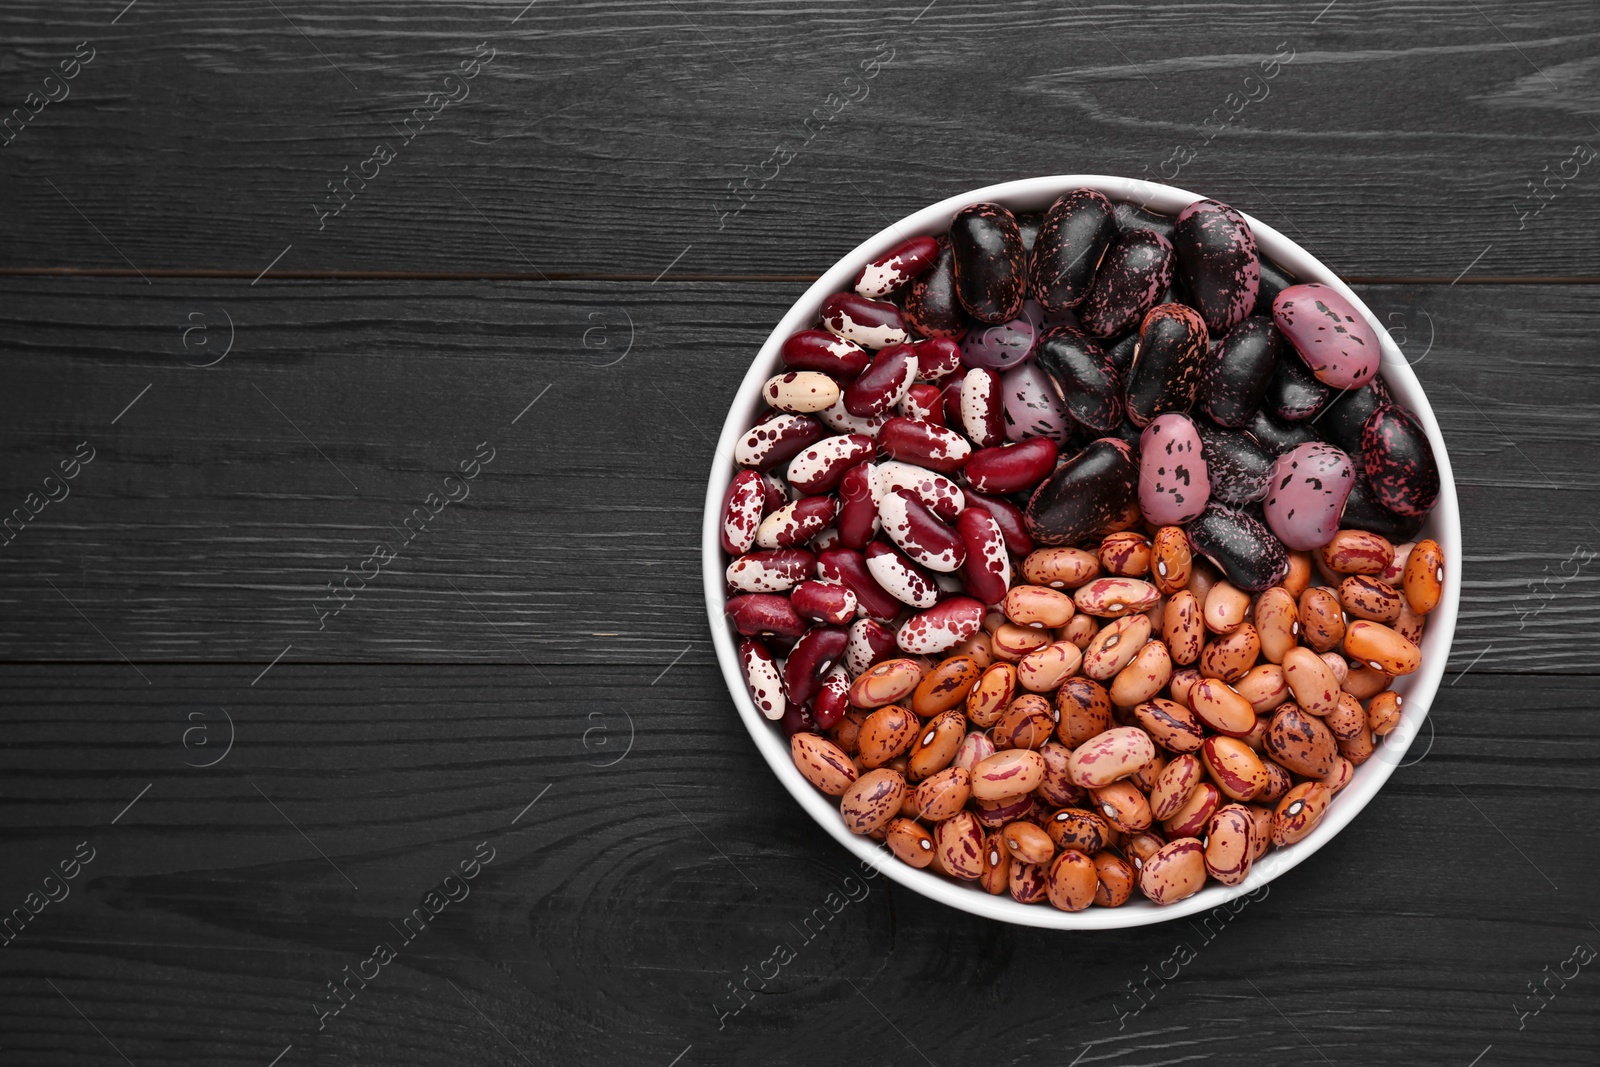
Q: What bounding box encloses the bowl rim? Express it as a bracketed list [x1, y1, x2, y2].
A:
[701, 174, 1461, 930]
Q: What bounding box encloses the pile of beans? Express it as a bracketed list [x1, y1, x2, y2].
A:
[719, 189, 1446, 909]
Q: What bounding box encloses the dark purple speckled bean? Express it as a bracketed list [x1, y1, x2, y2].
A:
[1361, 403, 1440, 517]
[1034, 325, 1123, 435]
[1172, 199, 1260, 335]
[950, 203, 1028, 325]
[1199, 316, 1280, 429]
[1001, 360, 1074, 442]
[1125, 303, 1209, 427]
[1024, 437, 1139, 547]
[903, 237, 969, 341]
[1185, 503, 1290, 592]
[1031, 189, 1118, 312]
[1263, 341, 1334, 422]
[1196, 422, 1273, 506]
[1079, 229, 1175, 339]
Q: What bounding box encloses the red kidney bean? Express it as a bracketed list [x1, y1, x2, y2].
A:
[835, 461, 881, 550]
[738, 637, 786, 720]
[816, 548, 903, 622]
[956, 507, 1011, 607]
[912, 337, 963, 381]
[783, 625, 849, 705]
[878, 417, 972, 473]
[720, 468, 766, 555]
[962, 488, 1035, 556]
[865, 541, 940, 608]
[725, 592, 808, 638]
[874, 460, 964, 522]
[822, 292, 910, 350]
[781, 328, 871, 378]
[725, 548, 815, 593]
[898, 596, 985, 655]
[904, 237, 969, 340]
[844, 344, 919, 417]
[754, 495, 837, 549]
[964, 437, 1060, 494]
[898, 383, 945, 424]
[734, 413, 827, 470]
[958, 367, 1008, 449]
[845, 617, 897, 676]
[790, 579, 856, 625]
[855, 235, 941, 299]
[878, 488, 967, 573]
[786, 433, 874, 494]
[812, 664, 850, 729]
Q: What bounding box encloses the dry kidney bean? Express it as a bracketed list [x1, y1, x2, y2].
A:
[1254, 587, 1299, 663]
[1099, 531, 1153, 578]
[1092, 780, 1153, 832]
[1298, 586, 1347, 652]
[1204, 804, 1256, 886]
[1162, 590, 1204, 665]
[849, 658, 924, 708]
[1162, 780, 1220, 839]
[995, 695, 1056, 750]
[971, 749, 1047, 799]
[1320, 529, 1394, 575]
[1056, 677, 1113, 746]
[908, 710, 967, 779]
[1236, 663, 1290, 713]
[1022, 547, 1100, 589]
[1151, 526, 1193, 595]
[1018, 640, 1084, 692]
[1110, 640, 1173, 706]
[956, 507, 1011, 606]
[966, 437, 1059, 494]
[1367, 691, 1402, 736]
[727, 593, 808, 638]
[864, 541, 938, 608]
[1081, 613, 1152, 680]
[1264, 703, 1337, 777]
[912, 766, 972, 821]
[1188, 677, 1257, 736]
[1342, 660, 1393, 699]
[1271, 782, 1331, 846]
[823, 292, 910, 350]
[885, 818, 937, 867]
[840, 768, 907, 834]
[992, 623, 1052, 662]
[934, 811, 986, 879]
[789, 580, 856, 625]
[1393, 603, 1426, 647]
[1322, 755, 1355, 793]
[1075, 577, 1161, 618]
[782, 329, 872, 377]
[1066, 726, 1157, 789]
[912, 656, 982, 716]
[1004, 585, 1077, 628]
[1138, 838, 1208, 905]
[980, 831, 1012, 894]
[1339, 575, 1403, 623]
[1036, 742, 1085, 807]
[726, 549, 815, 594]
[1281, 646, 1342, 717]
[1403, 538, 1445, 614]
[1047, 808, 1111, 854]
[791, 733, 858, 795]
[1203, 581, 1251, 634]
[817, 548, 903, 621]
[734, 413, 827, 470]
[1093, 851, 1136, 907]
[972, 793, 1037, 828]
[1003, 821, 1056, 865]
[1150, 753, 1204, 821]
[966, 662, 1016, 727]
[897, 597, 986, 655]
[1201, 735, 1269, 801]
[858, 705, 919, 768]
[1134, 697, 1206, 754]
[1009, 860, 1051, 904]
[1047, 849, 1100, 912]
[1059, 613, 1100, 650]
[1344, 620, 1421, 675]
[1200, 624, 1261, 682]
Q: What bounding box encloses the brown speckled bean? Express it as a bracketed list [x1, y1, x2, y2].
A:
[912, 655, 982, 717]
[907, 709, 967, 780]
[1339, 575, 1403, 623]
[1281, 645, 1343, 718]
[1091, 779, 1153, 832]
[1110, 639, 1174, 706]
[840, 768, 907, 834]
[1047, 849, 1100, 912]
[1099, 532, 1153, 577]
[1245, 805, 1274, 860]
[1367, 691, 1402, 736]
[1200, 623, 1261, 682]
[1319, 529, 1394, 575]
[1022, 546, 1101, 589]
[1254, 587, 1300, 663]
[1093, 851, 1136, 907]
[1403, 538, 1445, 615]
[1203, 581, 1251, 634]
[965, 661, 1017, 728]
[911, 766, 972, 821]
[1235, 663, 1290, 713]
[1003, 585, 1077, 628]
[1082, 613, 1153, 680]
[1151, 526, 1193, 595]
[1046, 807, 1112, 854]
[991, 622, 1053, 662]
[1066, 726, 1158, 788]
[1075, 576, 1161, 618]
[1059, 613, 1100, 650]
[1322, 754, 1355, 794]
[1344, 620, 1422, 675]
[1162, 590, 1204, 665]
[1168, 668, 1202, 709]
[1134, 696, 1206, 754]
[973, 792, 1037, 828]
[1036, 742, 1085, 807]
[1162, 780, 1220, 839]
[1283, 551, 1313, 600]
[934, 811, 985, 879]
[1009, 859, 1050, 904]
[980, 831, 1012, 894]
[1298, 586, 1347, 653]
[885, 818, 936, 867]
[1201, 735, 1269, 801]
[1056, 678, 1114, 746]
[1149, 753, 1203, 821]
[1188, 677, 1257, 736]
[1138, 838, 1207, 904]
[1018, 640, 1085, 692]
[849, 658, 926, 708]
[1393, 602, 1426, 646]
[951, 731, 996, 773]
[1339, 723, 1375, 766]
[1343, 660, 1394, 699]
[972, 748, 1048, 800]
[857, 704, 919, 768]
[1324, 692, 1367, 742]
[791, 733, 860, 796]
[1271, 781, 1331, 846]
[1259, 759, 1292, 803]
[1003, 820, 1057, 865]
[1264, 703, 1337, 778]
[996, 694, 1057, 750]
[1204, 804, 1256, 886]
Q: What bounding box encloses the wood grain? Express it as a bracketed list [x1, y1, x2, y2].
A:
[0, 666, 1595, 1066]
[0, 278, 1595, 672]
[0, 1, 1596, 276]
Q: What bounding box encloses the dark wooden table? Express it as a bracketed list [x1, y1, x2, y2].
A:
[2, 2, 1598, 1064]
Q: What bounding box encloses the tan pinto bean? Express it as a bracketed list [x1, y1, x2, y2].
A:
[1241, 713, 1271, 753]
[1321, 652, 1349, 685]
[1188, 677, 1257, 736]
[1091, 780, 1153, 832]
[885, 818, 936, 867]
[1187, 557, 1220, 604]
[1339, 575, 1403, 623]
[1380, 542, 1413, 585]
[1002, 585, 1077, 628]
[1056, 677, 1113, 747]
[951, 629, 995, 669]
[965, 661, 1017, 728]
[1162, 589, 1204, 666]
[1320, 529, 1394, 575]
[1245, 805, 1274, 860]
[1343, 660, 1394, 699]
[907, 709, 967, 780]
[1264, 703, 1337, 778]
[792, 733, 860, 796]
[1075, 577, 1161, 618]
[840, 768, 907, 834]
[1322, 754, 1355, 794]
[1138, 838, 1207, 904]
[980, 831, 1011, 894]
[1022, 547, 1100, 589]
[1254, 587, 1300, 663]
[1151, 526, 1193, 595]
[912, 655, 982, 716]
[1008, 859, 1050, 904]
[1281, 646, 1342, 718]
[972, 749, 1047, 800]
[1150, 753, 1204, 821]
[1128, 751, 1167, 793]
[1324, 692, 1367, 742]
[1404, 538, 1445, 615]
[1082, 613, 1152, 680]
[1339, 724, 1376, 766]
[1203, 581, 1251, 634]
[991, 622, 1052, 662]
[951, 731, 996, 773]
[1017, 640, 1084, 692]
[1201, 736, 1269, 801]
[1344, 620, 1422, 675]
[1298, 586, 1347, 653]
[1092, 851, 1135, 907]
[1002, 820, 1056, 865]
[829, 708, 867, 755]
[1271, 782, 1331, 846]
[1283, 550, 1313, 599]
[857, 705, 919, 768]
[1367, 691, 1403, 736]
[1200, 623, 1261, 683]
[1058, 613, 1100, 650]
[1035, 742, 1085, 807]
[1259, 759, 1292, 803]
[1204, 804, 1256, 886]
[934, 811, 985, 879]
[1046, 849, 1100, 911]
[995, 694, 1056, 750]
[1167, 668, 1202, 709]
[972, 793, 1039, 830]
[1162, 780, 1220, 839]
[1065, 726, 1157, 788]
[1099, 531, 1153, 577]
[849, 658, 925, 708]
[1046, 807, 1112, 854]
[1393, 603, 1426, 646]
[1236, 663, 1290, 713]
[1122, 831, 1167, 873]
[1110, 639, 1173, 706]
[1134, 697, 1206, 754]
[911, 766, 972, 821]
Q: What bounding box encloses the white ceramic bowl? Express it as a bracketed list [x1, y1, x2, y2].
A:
[702, 175, 1460, 929]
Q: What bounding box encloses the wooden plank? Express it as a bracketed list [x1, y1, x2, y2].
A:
[0, 277, 1596, 672]
[0, 1, 1598, 276]
[0, 665, 1596, 1064]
